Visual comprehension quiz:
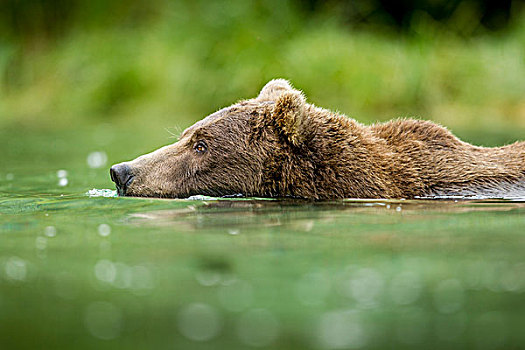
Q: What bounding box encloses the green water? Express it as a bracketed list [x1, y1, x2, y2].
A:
[1, 127, 525, 349]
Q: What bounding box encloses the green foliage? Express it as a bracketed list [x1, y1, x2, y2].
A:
[1, 0, 524, 137]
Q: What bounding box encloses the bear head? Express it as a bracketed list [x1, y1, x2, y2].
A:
[109, 79, 318, 198]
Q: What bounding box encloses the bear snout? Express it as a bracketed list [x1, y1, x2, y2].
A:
[110, 163, 134, 196]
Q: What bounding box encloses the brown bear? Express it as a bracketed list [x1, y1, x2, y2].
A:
[110, 79, 525, 199]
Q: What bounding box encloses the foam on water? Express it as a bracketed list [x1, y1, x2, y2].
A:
[416, 194, 525, 201]
[87, 188, 118, 198]
[186, 195, 219, 200]
[86, 190, 220, 200]
[85, 188, 525, 202]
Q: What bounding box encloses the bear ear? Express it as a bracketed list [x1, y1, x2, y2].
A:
[272, 90, 308, 146]
[257, 78, 294, 101]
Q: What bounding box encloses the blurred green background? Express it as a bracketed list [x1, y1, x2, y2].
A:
[2, 0, 525, 147]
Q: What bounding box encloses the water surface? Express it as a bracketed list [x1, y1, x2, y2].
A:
[1, 128, 525, 349]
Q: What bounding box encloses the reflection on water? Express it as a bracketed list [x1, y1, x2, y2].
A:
[1, 187, 525, 349]
[125, 197, 525, 230]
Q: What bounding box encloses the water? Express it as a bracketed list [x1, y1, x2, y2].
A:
[1, 127, 525, 349]
[87, 188, 118, 198]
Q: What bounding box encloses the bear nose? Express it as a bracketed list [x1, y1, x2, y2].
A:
[110, 163, 134, 193]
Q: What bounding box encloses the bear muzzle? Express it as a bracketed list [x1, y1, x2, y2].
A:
[110, 163, 134, 196]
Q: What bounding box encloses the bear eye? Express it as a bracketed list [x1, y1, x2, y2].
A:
[194, 141, 208, 154]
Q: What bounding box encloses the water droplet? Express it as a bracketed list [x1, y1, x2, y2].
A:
[236, 309, 280, 347]
[177, 303, 222, 341]
[396, 206, 402, 212]
[98, 224, 111, 237]
[316, 309, 367, 349]
[58, 178, 68, 187]
[228, 229, 240, 235]
[195, 271, 221, 286]
[112, 263, 133, 289]
[84, 301, 123, 340]
[87, 151, 108, 169]
[433, 279, 464, 314]
[57, 169, 68, 178]
[44, 226, 57, 237]
[94, 259, 116, 283]
[5, 257, 27, 281]
[500, 263, 525, 292]
[35, 236, 47, 250]
[346, 268, 384, 308]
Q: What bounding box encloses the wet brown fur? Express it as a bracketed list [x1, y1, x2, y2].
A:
[114, 79, 525, 199]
